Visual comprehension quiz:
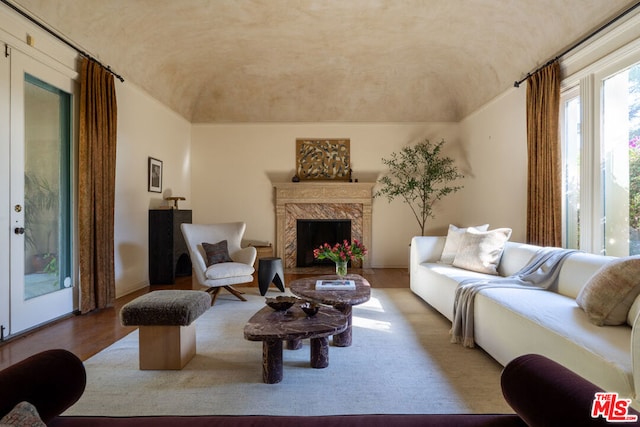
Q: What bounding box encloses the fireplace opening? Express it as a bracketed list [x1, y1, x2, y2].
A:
[296, 219, 352, 267]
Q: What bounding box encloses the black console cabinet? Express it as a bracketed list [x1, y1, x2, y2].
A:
[149, 209, 192, 284]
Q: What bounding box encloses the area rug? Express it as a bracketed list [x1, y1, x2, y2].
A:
[63, 288, 513, 417]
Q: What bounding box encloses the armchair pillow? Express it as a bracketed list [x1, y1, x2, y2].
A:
[202, 240, 233, 266]
[576, 256, 640, 326]
[452, 228, 512, 275]
[439, 224, 489, 264]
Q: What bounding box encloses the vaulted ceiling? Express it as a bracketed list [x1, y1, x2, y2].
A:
[10, 0, 639, 122]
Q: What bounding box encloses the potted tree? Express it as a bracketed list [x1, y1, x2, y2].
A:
[375, 139, 464, 236]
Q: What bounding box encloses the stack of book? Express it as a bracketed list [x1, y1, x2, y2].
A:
[315, 279, 356, 290]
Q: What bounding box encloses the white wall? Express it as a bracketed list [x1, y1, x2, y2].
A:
[191, 123, 465, 268]
[114, 82, 191, 297]
[458, 87, 528, 243]
[190, 101, 529, 269]
[112, 83, 528, 281]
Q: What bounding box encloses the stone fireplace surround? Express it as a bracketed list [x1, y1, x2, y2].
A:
[274, 182, 374, 269]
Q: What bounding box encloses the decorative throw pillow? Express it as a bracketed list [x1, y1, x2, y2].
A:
[576, 256, 640, 326]
[0, 401, 46, 427]
[202, 240, 233, 266]
[452, 228, 512, 275]
[439, 224, 489, 264]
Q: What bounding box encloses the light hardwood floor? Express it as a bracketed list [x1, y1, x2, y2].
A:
[0, 268, 409, 370]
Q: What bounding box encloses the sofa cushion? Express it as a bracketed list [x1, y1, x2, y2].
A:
[628, 296, 640, 326]
[0, 401, 46, 427]
[452, 228, 512, 275]
[497, 242, 541, 277]
[475, 287, 633, 395]
[576, 256, 640, 326]
[555, 252, 614, 300]
[439, 224, 489, 264]
[202, 240, 233, 266]
[413, 262, 496, 321]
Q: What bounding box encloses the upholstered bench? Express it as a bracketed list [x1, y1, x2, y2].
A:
[120, 290, 211, 370]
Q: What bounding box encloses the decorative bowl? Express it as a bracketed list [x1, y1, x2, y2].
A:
[301, 301, 320, 317]
[265, 296, 297, 311]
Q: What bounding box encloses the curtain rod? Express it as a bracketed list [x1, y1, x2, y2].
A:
[1, 0, 124, 82]
[514, 1, 640, 88]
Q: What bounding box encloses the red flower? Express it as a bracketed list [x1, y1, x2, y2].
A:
[313, 240, 367, 263]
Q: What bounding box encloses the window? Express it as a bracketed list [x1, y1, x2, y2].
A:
[561, 89, 581, 250]
[601, 62, 640, 256]
[561, 53, 640, 256]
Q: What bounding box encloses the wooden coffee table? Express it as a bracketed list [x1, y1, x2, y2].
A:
[244, 301, 347, 384]
[289, 274, 371, 347]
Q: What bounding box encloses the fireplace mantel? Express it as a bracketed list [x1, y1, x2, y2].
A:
[274, 182, 375, 269]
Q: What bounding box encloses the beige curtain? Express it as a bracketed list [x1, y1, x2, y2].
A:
[78, 58, 118, 313]
[526, 61, 561, 247]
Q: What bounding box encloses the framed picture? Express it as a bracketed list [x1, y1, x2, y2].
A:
[296, 138, 350, 181]
[148, 157, 162, 193]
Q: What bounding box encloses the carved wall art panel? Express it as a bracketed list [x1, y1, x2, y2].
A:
[296, 139, 350, 181]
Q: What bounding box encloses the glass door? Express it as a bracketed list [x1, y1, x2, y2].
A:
[8, 49, 74, 335]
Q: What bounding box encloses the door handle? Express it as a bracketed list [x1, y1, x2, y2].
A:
[14, 227, 25, 235]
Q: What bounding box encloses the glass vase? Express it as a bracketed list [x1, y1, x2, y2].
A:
[335, 260, 348, 278]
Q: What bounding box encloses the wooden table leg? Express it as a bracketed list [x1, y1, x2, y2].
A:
[332, 304, 352, 347]
[310, 336, 329, 368]
[262, 340, 283, 384]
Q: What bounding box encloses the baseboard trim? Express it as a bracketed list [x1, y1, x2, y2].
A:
[116, 280, 149, 299]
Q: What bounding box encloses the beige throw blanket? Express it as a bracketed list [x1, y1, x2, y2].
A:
[450, 248, 578, 348]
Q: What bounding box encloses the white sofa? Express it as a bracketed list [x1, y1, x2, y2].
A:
[410, 235, 640, 403]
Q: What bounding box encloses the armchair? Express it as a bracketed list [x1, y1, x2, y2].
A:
[181, 222, 257, 305]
